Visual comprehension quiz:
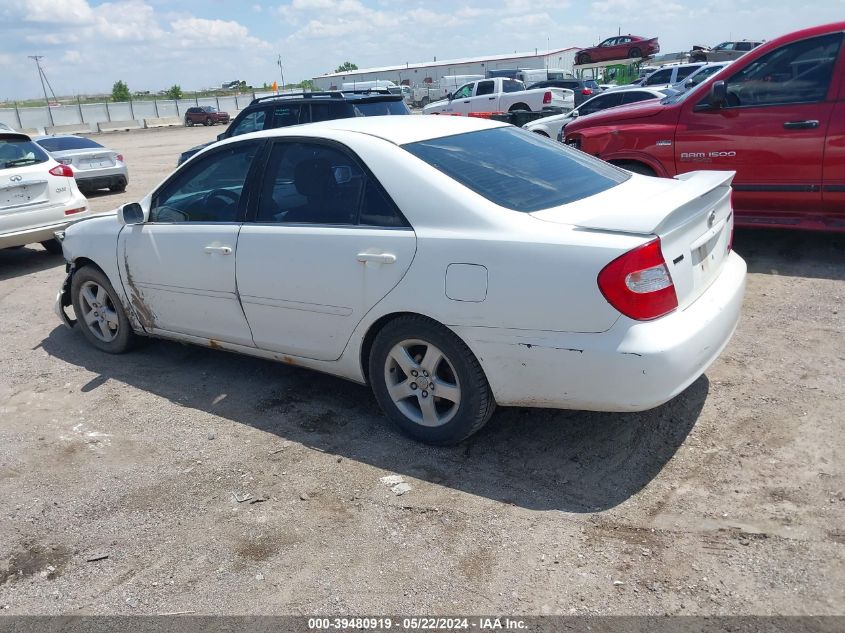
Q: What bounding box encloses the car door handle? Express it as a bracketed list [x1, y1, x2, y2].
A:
[204, 245, 232, 255]
[783, 120, 819, 130]
[357, 252, 396, 264]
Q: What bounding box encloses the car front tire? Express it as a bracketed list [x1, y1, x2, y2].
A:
[185, 118, 193, 127]
[369, 315, 495, 445]
[71, 266, 137, 354]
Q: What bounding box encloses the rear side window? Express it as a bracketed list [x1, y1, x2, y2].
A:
[310, 102, 349, 122]
[352, 100, 410, 116]
[271, 104, 304, 127]
[0, 137, 50, 170]
[403, 127, 628, 213]
[644, 68, 673, 85]
[36, 136, 104, 152]
[621, 91, 656, 104]
[476, 80, 495, 96]
[502, 79, 524, 93]
[675, 65, 702, 81]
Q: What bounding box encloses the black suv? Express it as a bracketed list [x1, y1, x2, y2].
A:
[527, 79, 602, 107]
[177, 91, 410, 165]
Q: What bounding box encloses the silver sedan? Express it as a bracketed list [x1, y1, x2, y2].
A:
[34, 135, 128, 193]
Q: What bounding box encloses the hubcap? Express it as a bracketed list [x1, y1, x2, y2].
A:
[384, 339, 461, 427]
[79, 281, 120, 343]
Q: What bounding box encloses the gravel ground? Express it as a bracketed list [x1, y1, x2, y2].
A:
[0, 126, 843, 616]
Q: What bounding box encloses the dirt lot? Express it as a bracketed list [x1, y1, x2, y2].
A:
[0, 126, 843, 616]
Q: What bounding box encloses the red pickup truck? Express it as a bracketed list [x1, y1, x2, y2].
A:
[565, 22, 845, 232]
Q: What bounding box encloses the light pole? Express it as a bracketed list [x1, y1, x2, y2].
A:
[277, 54, 285, 93]
[29, 55, 54, 126]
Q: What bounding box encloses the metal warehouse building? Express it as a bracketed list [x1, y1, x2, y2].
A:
[311, 48, 580, 90]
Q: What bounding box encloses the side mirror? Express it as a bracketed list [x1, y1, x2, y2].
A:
[118, 202, 144, 225]
[570, 109, 579, 118]
[217, 133, 225, 141]
[709, 80, 727, 109]
[684, 79, 694, 89]
[446, 92, 453, 101]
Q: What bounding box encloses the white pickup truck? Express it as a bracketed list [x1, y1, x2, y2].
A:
[422, 78, 574, 115]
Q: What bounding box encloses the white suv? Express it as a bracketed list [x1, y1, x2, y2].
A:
[1, 132, 89, 253]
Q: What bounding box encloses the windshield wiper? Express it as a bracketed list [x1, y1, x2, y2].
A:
[3, 158, 39, 169]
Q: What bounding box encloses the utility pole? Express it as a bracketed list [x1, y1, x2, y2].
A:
[29, 55, 57, 126]
[277, 54, 285, 93]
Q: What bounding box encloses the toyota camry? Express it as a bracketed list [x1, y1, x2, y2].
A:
[55, 117, 746, 445]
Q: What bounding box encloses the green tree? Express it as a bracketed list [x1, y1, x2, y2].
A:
[111, 80, 130, 102]
[165, 84, 183, 100]
[334, 61, 358, 73]
[298, 79, 315, 91]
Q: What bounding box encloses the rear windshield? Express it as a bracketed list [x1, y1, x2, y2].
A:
[403, 127, 628, 212]
[353, 100, 410, 116]
[36, 136, 104, 152]
[0, 137, 50, 170]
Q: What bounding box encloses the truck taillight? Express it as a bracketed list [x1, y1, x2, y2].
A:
[49, 164, 74, 177]
[597, 238, 677, 321]
[543, 91, 552, 105]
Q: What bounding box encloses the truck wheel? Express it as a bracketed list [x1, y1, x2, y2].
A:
[421, 96, 430, 107]
[509, 103, 530, 112]
[629, 48, 642, 59]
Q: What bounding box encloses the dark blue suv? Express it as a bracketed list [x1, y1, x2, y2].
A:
[178, 91, 410, 165]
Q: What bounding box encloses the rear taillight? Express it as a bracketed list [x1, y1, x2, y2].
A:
[116, 154, 124, 162]
[543, 91, 552, 105]
[49, 164, 74, 177]
[597, 238, 678, 321]
[582, 88, 593, 95]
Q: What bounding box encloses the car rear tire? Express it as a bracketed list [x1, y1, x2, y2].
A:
[71, 266, 137, 354]
[629, 48, 642, 59]
[369, 315, 495, 445]
[578, 53, 591, 65]
[109, 182, 127, 193]
[40, 239, 63, 255]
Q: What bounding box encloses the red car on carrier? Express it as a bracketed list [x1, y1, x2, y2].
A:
[565, 21, 845, 232]
[576, 35, 660, 65]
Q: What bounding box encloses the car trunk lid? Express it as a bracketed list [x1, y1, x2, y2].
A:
[53, 149, 118, 171]
[532, 170, 735, 310]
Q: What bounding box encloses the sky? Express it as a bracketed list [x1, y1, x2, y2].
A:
[1, 0, 843, 99]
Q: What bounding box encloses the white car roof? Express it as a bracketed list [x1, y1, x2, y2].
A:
[246, 115, 509, 146]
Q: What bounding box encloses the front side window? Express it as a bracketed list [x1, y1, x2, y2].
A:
[714, 42, 734, 51]
[0, 137, 50, 170]
[230, 110, 267, 136]
[452, 84, 473, 99]
[580, 92, 622, 115]
[721, 33, 842, 107]
[600, 38, 617, 47]
[150, 142, 260, 222]
[403, 127, 628, 213]
[687, 65, 724, 87]
[256, 141, 407, 227]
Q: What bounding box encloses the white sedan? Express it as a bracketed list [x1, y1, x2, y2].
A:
[1, 132, 89, 253]
[55, 117, 746, 445]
